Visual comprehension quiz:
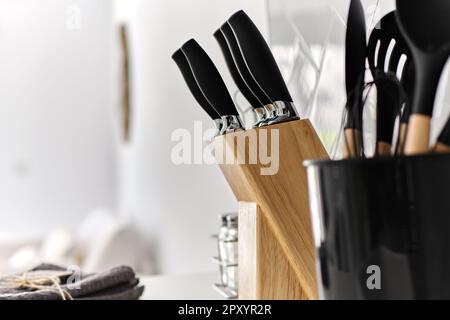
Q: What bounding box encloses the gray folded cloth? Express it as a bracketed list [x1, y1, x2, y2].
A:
[0, 264, 145, 300]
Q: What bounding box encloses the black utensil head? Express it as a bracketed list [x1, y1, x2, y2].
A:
[396, 0, 450, 117]
[345, 0, 367, 97]
[345, 0, 367, 131]
[367, 12, 412, 146]
[396, 0, 450, 53]
[367, 11, 406, 73]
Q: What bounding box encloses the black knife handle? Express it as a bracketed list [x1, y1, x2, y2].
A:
[181, 39, 239, 116]
[220, 23, 272, 106]
[228, 10, 293, 103]
[214, 28, 263, 109]
[172, 49, 220, 120]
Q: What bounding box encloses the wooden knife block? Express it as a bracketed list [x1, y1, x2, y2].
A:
[211, 119, 329, 300]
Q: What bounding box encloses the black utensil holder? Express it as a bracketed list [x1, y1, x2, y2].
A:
[305, 154, 450, 300]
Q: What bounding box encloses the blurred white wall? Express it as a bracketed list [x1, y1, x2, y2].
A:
[0, 0, 118, 236]
[113, 0, 268, 273]
[0, 0, 268, 274]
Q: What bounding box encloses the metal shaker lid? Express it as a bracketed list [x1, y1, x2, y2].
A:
[226, 214, 238, 228]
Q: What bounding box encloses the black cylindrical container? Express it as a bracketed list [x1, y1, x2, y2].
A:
[305, 154, 450, 300]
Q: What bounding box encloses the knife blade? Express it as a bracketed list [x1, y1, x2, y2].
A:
[181, 39, 244, 134]
[228, 10, 299, 124]
[172, 48, 222, 133]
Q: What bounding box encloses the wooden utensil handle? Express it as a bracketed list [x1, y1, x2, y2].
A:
[405, 114, 431, 155]
[376, 142, 392, 157]
[434, 142, 450, 153]
[343, 128, 362, 158]
[397, 123, 408, 155]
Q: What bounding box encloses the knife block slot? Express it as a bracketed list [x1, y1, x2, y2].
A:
[211, 119, 329, 300]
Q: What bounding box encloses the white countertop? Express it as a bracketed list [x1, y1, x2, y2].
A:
[139, 272, 228, 300]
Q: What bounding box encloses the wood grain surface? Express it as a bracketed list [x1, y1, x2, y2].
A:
[211, 119, 329, 300]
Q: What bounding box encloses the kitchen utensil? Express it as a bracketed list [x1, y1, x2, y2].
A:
[181, 39, 244, 134]
[367, 11, 410, 156]
[172, 49, 222, 133]
[396, 0, 450, 154]
[228, 10, 300, 124]
[343, 0, 366, 158]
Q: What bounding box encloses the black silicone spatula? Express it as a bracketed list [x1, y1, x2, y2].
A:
[343, 0, 366, 158]
[172, 49, 221, 128]
[181, 39, 244, 134]
[228, 10, 299, 123]
[367, 11, 409, 156]
[396, 0, 450, 155]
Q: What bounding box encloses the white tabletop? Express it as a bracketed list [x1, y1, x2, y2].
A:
[139, 272, 228, 300]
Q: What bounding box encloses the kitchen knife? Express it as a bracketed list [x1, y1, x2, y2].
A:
[228, 10, 300, 124]
[181, 39, 244, 134]
[343, 0, 366, 158]
[219, 23, 276, 127]
[397, 0, 450, 155]
[172, 49, 222, 133]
